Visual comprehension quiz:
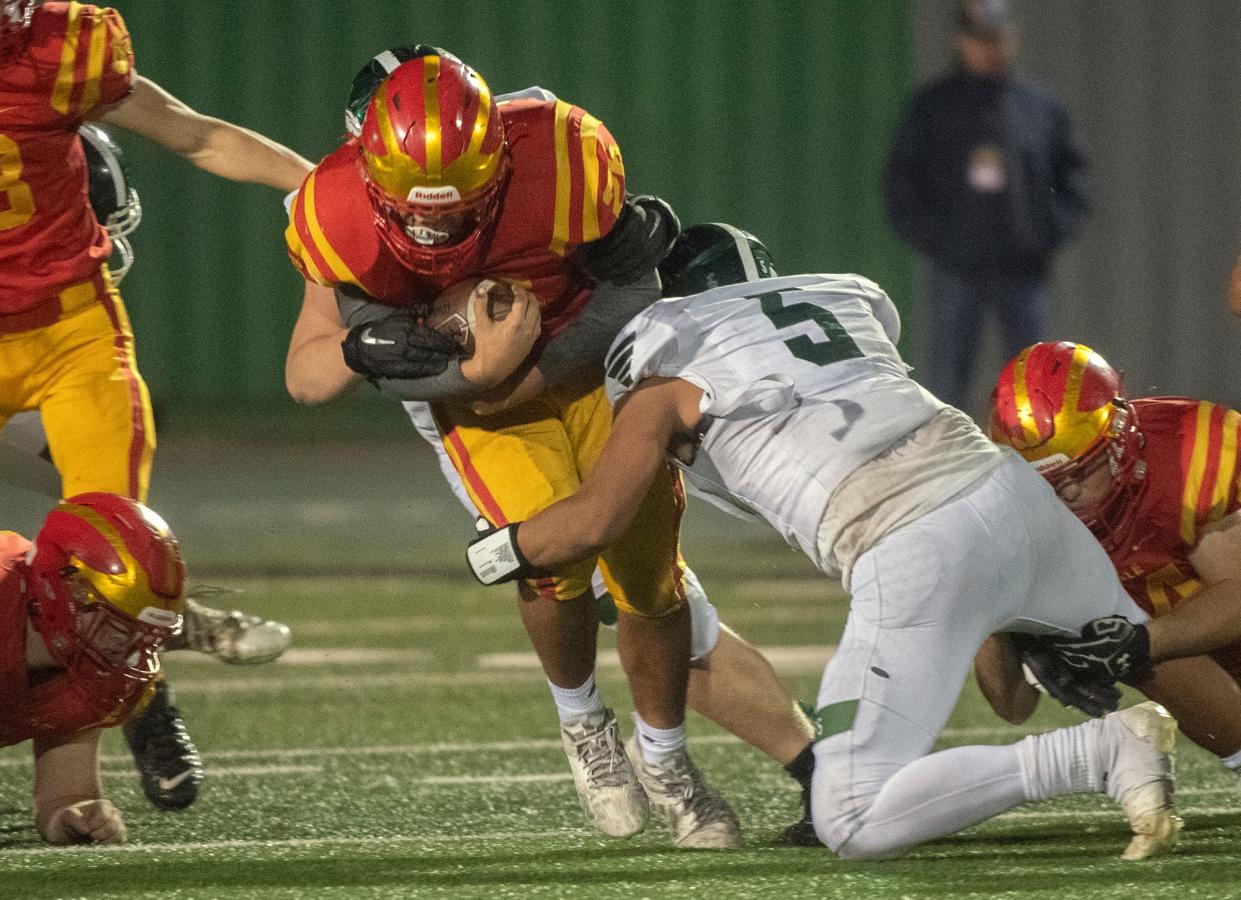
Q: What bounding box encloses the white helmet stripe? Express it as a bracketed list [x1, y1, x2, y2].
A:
[375, 50, 405, 74]
[719, 223, 759, 282]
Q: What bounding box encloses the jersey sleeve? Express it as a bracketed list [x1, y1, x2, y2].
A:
[1178, 401, 1241, 542]
[547, 101, 625, 256]
[46, 5, 134, 119]
[284, 163, 364, 290]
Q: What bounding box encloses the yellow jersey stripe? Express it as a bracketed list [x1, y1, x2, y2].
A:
[1147, 581, 1173, 616]
[1012, 347, 1042, 446]
[550, 101, 573, 256]
[1209, 408, 1240, 522]
[578, 112, 602, 244]
[285, 216, 326, 285]
[302, 173, 360, 287]
[79, 11, 109, 114]
[51, 2, 85, 116]
[1181, 402, 1215, 543]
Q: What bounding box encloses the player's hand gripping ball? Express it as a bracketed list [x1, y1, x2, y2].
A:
[426, 279, 516, 359]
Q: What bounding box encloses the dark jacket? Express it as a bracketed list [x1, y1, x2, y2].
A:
[883, 68, 1089, 280]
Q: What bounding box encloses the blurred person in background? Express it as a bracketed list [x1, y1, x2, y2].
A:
[0, 494, 185, 845]
[1, 1, 304, 813]
[882, 0, 1089, 413]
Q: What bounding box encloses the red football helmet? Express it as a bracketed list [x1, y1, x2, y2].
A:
[357, 54, 509, 275]
[26, 493, 185, 722]
[989, 341, 1147, 552]
[0, 0, 33, 65]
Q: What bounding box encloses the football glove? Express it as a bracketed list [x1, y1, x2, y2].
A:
[1044, 616, 1154, 686]
[467, 517, 535, 585]
[572, 194, 681, 286]
[341, 310, 462, 380]
[1011, 633, 1122, 718]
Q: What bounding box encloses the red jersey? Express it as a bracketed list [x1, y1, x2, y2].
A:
[0, 539, 136, 747]
[0, 2, 134, 312]
[1107, 398, 1241, 675]
[286, 97, 625, 340]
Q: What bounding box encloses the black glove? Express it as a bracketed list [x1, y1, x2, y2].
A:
[1044, 616, 1154, 686]
[466, 517, 536, 585]
[1011, 633, 1122, 718]
[571, 194, 681, 285]
[341, 310, 462, 380]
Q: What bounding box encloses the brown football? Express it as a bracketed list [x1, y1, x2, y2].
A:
[426, 279, 514, 358]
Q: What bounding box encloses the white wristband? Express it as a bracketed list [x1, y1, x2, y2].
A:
[467, 524, 526, 585]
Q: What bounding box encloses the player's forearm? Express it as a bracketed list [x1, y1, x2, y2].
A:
[1145, 580, 1241, 661]
[286, 333, 358, 405]
[973, 635, 1039, 725]
[32, 730, 101, 840]
[187, 121, 313, 192]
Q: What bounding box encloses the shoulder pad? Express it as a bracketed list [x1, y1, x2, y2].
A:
[30, 4, 133, 118]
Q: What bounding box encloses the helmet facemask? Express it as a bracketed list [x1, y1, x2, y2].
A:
[30, 566, 174, 722]
[361, 155, 509, 275]
[1040, 399, 1147, 554]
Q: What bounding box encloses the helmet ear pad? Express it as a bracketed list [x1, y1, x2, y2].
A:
[658, 223, 775, 296]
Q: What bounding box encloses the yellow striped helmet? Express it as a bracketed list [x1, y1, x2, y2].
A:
[357, 54, 509, 275]
[989, 341, 1147, 551]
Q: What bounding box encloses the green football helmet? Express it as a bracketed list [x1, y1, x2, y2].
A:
[344, 44, 459, 138]
[658, 223, 776, 296]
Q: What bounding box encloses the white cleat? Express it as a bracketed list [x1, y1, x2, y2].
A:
[1101, 701, 1182, 860]
[626, 735, 742, 850]
[166, 588, 292, 665]
[560, 708, 648, 838]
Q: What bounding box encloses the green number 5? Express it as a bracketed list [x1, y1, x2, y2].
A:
[757, 291, 863, 366]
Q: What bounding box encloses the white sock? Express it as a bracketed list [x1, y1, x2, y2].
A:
[549, 674, 603, 723]
[634, 713, 686, 764]
[1220, 746, 1241, 773]
[1016, 718, 1106, 802]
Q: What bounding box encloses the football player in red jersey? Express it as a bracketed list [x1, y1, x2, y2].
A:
[285, 51, 781, 848]
[981, 341, 1241, 773]
[0, 492, 185, 844]
[1, 1, 308, 812]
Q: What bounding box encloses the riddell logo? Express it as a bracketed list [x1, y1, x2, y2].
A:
[407, 186, 462, 204]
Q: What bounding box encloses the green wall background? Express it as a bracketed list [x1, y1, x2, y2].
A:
[109, 0, 914, 408]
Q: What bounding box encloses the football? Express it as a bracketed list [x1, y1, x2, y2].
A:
[426, 279, 515, 358]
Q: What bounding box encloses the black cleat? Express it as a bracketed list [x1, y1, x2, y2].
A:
[779, 814, 823, 847]
[122, 678, 204, 811]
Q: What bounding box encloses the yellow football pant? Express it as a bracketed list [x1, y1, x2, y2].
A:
[0, 266, 155, 502]
[434, 375, 687, 617]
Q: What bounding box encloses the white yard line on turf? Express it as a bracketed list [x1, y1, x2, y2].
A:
[168, 648, 425, 666]
[3, 805, 1239, 857]
[0, 830, 573, 857]
[476, 645, 833, 672]
[98, 764, 321, 778]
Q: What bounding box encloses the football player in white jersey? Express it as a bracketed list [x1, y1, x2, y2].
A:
[467, 223, 1182, 860]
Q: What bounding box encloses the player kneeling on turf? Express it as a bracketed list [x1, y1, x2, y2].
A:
[0, 493, 186, 844]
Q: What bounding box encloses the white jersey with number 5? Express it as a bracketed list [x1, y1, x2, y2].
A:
[603, 274, 947, 563]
